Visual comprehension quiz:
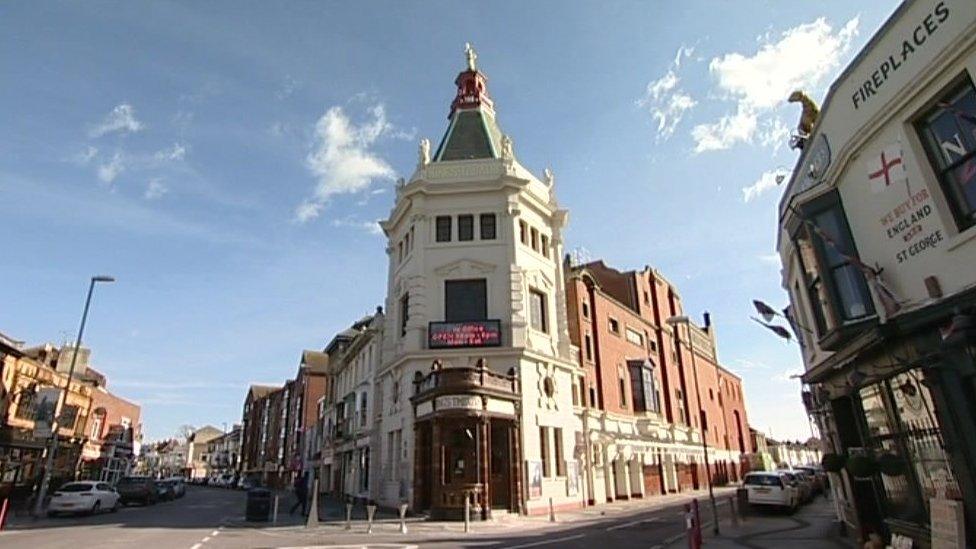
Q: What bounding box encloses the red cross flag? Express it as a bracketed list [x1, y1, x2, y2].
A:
[867, 144, 907, 193]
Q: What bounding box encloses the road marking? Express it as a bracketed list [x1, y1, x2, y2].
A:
[606, 517, 659, 531]
[502, 534, 585, 548]
[202, 537, 211, 542]
[211, 530, 220, 536]
[190, 544, 202, 549]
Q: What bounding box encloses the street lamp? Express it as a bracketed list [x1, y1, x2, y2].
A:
[33, 275, 115, 517]
[666, 314, 719, 536]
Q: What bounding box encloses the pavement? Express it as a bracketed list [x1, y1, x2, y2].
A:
[0, 484, 855, 548]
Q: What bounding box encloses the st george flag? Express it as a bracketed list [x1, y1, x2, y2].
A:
[866, 143, 907, 194]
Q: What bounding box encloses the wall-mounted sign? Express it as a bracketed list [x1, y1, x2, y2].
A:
[32, 388, 61, 439]
[795, 134, 832, 195]
[527, 460, 543, 499]
[436, 395, 482, 411]
[428, 320, 502, 349]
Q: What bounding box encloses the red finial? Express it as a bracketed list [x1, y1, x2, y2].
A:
[450, 43, 493, 117]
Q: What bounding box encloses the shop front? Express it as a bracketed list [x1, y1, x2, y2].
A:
[411, 363, 521, 520]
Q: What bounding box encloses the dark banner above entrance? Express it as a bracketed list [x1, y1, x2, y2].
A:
[428, 320, 502, 349]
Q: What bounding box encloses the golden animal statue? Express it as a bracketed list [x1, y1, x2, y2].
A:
[788, 90, 820, 136]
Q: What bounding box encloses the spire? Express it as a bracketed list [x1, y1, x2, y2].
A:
[434, 43, 504, 162]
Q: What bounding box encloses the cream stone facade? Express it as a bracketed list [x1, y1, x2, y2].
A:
[373, 47, 583, 518]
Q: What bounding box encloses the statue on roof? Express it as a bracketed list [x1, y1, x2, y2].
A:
[501, 134, 513, 160]
[544, 167, 555, 188]
[419, 138, 431, 167]
[464, 42, 478, 71]
[788, 90, 820, 150]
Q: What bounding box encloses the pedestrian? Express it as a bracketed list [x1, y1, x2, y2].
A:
[289, 473, 308, 516]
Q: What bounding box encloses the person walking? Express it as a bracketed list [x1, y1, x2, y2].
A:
[289, 473, 308, 516]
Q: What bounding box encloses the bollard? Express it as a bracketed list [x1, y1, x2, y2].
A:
[0, 498, 9, 531]
[464, 496, 471, 533]
[272, 494, 280, 525]
[306, 480, 320, 529]
[398, 503, 409, 534]
[729, 497, 739, 528]
[366, 504, 377, 534]
[345, 503, 353, 531]
[548, 497, 556, 522]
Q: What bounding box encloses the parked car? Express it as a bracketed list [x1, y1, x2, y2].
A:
[785, 469, 815, 502]
[742, 472, 798, 512]
[793, 466, 825, 494]
[155, 480, 176, 501]
[217, 473, 235, 488]
[116, 476, 158, 506]
[237, 476, 258, 491]
[163, 477, 186, 498]
[48, 481, 120, 517]
[776, 470, 810, 504]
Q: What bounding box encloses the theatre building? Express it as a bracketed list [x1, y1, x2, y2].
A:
[373, 46, 583, 519]
[565, 261, 751, 504]
[777, 0, 976, 545]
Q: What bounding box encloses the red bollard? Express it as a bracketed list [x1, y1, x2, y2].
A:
[0, 498, 9, 531]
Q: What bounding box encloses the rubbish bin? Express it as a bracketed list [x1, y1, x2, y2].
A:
[245, 488, 272, 522]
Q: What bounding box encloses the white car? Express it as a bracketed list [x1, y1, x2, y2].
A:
[743, 472, 798, 512]
[48, 481, 120, 516]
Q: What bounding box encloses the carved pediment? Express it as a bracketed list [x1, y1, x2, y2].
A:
[525, 269, 555, 291]
[433, 258, 497, 278]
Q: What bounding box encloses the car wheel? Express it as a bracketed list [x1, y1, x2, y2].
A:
[90, 501, 101, 515]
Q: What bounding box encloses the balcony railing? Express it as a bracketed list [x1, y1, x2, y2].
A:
[412, 365, 518, 401]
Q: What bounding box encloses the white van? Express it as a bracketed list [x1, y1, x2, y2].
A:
[743, 472, 798, 512]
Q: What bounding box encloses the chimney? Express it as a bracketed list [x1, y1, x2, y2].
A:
[703, 312, 712, 329]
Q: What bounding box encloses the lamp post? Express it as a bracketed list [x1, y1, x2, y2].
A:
[33, 275, 114, 517]
[667, 314, 719, 535]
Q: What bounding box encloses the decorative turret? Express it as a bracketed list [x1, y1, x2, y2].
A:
[433, 43, 506, 162]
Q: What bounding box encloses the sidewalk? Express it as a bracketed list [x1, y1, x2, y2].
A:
[691, 495, 854, 549]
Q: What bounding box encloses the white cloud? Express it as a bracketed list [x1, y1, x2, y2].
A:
[89, 104, 144, 138]
[693, 16, 859, 152]
[742, 168, 789, 202]
[71, 146, 99, 165]
[296, 103, 400, 222]
[638, 46, 697, 141]
[145, 178, 168, 200]
[331, 217, 384, 236]
[97, 152, 125, 183]
[154, 142, 187, 161]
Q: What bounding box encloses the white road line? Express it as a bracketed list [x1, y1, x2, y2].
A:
[211, 530, 220, 536]
[606, 517, 659, 531]
[190, 544, 202, 549]
[503, 534, 585, 549]
[201, 537, 210, 542]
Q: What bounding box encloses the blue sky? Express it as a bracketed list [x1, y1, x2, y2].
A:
[1, 1, 899, 442]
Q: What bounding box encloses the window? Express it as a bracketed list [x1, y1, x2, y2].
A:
[643, 291, 650, 305]
[15, 390, 36, 420]
[581, 301, 589, 318]
[90, 414, 103, 439]
[530, 227, 539, 251]
[436, 216, 452, 242]
[398, 241, 403, 262]
[625, 328, 644, 347]
[529, 289, 548, 332]
[618, 373, 627, 407]
[916, 78, 976, 229]
[628, 361, 658, 413]
[540, 235, 549, 258]
[59, 405, 79, 430]
[400, 293, 409, 336]
[608, 317, 620, 334]
[584, 334, 593, 361]
[554, 428, 565, 476]
[589, 387, 597, 407]
[793, 192, 875, 335]
[540, 426, 551, 477]
[519, 220, 528, 245]
[445, 279, 487, 321]
[458, 214, 474, 241]
[571, 381, 579, 406]
[480, 213, 496, 240]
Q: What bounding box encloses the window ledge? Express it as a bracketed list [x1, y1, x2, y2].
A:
[945, 223, 976, 253]
[817, 316, 879, 352]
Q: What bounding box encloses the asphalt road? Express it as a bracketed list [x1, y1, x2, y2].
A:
[1, 485, 244, 549]
[1, 486, 731, 549]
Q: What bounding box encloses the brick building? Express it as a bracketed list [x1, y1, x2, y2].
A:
[565, 260, 751, 503]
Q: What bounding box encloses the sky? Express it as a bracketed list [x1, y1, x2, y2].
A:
[0, 1, 901, 442]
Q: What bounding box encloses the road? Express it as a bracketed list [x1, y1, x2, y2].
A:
[1, 486, 731, 549]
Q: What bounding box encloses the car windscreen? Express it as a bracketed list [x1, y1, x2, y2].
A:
[744, 475, 782, 487]
[58, 483, 95, 492]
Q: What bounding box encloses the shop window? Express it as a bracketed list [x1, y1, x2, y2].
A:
[916, 78, 976, 229]
[445, 279, 487, 321]
[435, 216, 452, 242]
[480, 213, 496, 240]
[458, 214, 474, 241]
